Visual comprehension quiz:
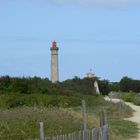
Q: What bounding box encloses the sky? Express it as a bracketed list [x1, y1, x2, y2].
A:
[0, 0, 140, 82]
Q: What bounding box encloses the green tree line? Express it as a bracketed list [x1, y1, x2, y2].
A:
[0, 76, 110, 95]
[0, 75, 140, 96]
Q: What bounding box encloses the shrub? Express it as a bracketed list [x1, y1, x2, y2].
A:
[120, 92, 140, 106]
[120, 92, 136, 102]
[0, 93, 104, 108]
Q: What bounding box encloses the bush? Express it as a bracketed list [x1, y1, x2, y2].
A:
[120, 92, 136, 102]
[120, 92, 140, 106]
[0, 93, 104, 108]
[132, 96, 140, 106]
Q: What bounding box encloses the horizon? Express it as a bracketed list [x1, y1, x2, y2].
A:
[0, 1, 140, 82]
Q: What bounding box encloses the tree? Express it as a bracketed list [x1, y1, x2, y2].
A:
[0, 76, 11, 93]
[109, 82, 120, 92]
[98, 80, 110, 95]
[120, 76, 140, 92]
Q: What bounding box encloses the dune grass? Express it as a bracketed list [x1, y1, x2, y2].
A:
[0, 94, 138, 140]
[120, 92, 140, 106]
[110, 119, 139, 140]
[0, 107, 83, 140]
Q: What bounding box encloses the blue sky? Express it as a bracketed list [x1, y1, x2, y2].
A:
[0, 0, 140, 82]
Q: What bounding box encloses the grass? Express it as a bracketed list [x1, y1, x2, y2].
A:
[110, 119, 139, 139]
[0, 107, 82, 140]
[0, 94, 139, 140]
[120, 92, 140, 106]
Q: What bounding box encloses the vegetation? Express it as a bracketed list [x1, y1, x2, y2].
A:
[110, 120, 139, 139]
[120, 76, 140, 92]
[0, 107, 82, 140]
[0, 93, 106, 109]
[1, 75, 140, 96]
[0, 93, 138, 140]
[120, 92, 140, 106]
[0, 76, 110, 96]
[0, 75, 139, 140]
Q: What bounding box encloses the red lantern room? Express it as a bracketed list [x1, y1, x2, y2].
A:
[51, 40, 58, 51]
[52, 40, 57, 48]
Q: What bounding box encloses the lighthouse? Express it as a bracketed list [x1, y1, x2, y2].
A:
[50, 41, 59, 83]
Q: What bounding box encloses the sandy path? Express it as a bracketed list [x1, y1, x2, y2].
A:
[104, 96, 140, 140]
[124, 102, 140, 140]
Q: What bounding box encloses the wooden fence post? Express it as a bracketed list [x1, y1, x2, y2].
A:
[99, 110, 109, 140]
[39, 122, 44, 140]
[91, 128, 99, 140]
[82, 100, 87, 131]
[100, 110, 108, 127]
[103, 110, 108, 126]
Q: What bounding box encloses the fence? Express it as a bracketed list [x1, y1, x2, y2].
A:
[30, 125, 108, 140]
[0, 100, 108, 140]
[30, 100, 109, 140]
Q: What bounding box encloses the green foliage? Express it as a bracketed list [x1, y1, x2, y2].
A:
[109, 82, 120, 92]
[0, 76, 11, 94]
[0, 93, 105, 109]
[0, 76, 52, 95]
[0, 76, 139, 140]
[1, 75, 140, 97]
[98, 80, 110, 95]
[120, 76, 140, 92]
[0, 97, 137, 140]
[0, 76, 112, 95]
[132, 96, 140, 105]
[120, 92, 140, 106]
[120, 92, 136, 102]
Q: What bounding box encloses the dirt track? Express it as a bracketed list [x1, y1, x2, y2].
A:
[104, 96, 140, 140]
[124, 102, 140, 140]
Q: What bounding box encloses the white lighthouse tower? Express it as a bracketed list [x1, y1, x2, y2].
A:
[50, 41, 59, 83]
